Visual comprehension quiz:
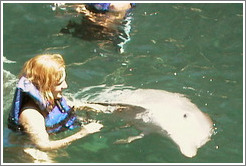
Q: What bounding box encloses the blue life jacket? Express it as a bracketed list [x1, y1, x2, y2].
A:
[86, 3, 136, 13]
[7, 77, 81, 134]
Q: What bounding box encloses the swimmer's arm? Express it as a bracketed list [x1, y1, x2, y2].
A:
[73, 103, 128, 113]
[64, 98, 106, 112]
[63, 96, 125, 112]
[19, 109, 102, 151]
[73, 103, 109, 113]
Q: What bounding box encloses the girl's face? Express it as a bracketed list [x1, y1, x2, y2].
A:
[52, 69, 68, 99]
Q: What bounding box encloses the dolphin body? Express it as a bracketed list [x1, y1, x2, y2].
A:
[83, 87, 214, 158]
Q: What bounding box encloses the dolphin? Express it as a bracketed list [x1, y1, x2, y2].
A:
[79, 86, 214, 158]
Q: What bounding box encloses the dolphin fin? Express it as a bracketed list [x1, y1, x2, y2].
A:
[114, 133, 144, 144]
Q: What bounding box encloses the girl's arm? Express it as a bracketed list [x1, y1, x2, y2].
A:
[19, 108, 103, 151]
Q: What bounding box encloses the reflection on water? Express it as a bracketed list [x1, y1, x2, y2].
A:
[55, 3, 135, 53]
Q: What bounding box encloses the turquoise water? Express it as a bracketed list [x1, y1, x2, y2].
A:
[2, 3, 244, 163]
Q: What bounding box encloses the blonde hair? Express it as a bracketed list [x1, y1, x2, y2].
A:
[20, 54, 65, 107]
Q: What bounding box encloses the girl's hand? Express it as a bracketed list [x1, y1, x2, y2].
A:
[71, 122, 103, 140]
[83, 122, 103, 134]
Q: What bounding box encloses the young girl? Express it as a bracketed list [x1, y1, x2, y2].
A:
[8, 54, 103, 150]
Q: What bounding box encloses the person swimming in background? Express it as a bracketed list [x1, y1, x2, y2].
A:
[57, 3, 136, 53]
[7, 54, 104, 151]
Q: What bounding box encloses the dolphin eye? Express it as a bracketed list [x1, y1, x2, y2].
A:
[183, 114, 187, 118]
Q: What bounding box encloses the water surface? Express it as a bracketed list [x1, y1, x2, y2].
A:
[2, 2, 244, 163]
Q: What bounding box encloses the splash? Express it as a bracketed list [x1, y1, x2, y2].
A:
[3, 56, 16, 64]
